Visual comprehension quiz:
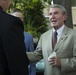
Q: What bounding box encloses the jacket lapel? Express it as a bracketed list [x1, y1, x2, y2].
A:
[54, 26, 68, 51]
[47, 30, 53, 55]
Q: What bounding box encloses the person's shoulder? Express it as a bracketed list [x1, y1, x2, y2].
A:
[65, 26, 76, 35]
[0, 11, 23, 37]
[8, 13, 22, 22]
[0, 10, 23, 24]
[24, 32, 33, 38]
[66, 26, 76, 32]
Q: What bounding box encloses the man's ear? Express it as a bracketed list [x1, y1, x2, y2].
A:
[63, 15, 67, 21]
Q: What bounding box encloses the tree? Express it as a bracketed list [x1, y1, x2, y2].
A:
[8, 0, 48, 38]
[53, 0, 73, 28]
[23, 0, 48, 38]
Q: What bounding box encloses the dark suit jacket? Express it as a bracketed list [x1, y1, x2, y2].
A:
[0, 6, 29, 75]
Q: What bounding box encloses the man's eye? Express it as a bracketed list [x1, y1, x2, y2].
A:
[49, 13, 52, 15]
[54, 12, 59, 14]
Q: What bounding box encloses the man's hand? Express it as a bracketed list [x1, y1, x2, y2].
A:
[48, 57, 61, 67]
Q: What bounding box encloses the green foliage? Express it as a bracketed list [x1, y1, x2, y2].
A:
[24, 0, 48, 37]
[9, 0, 48, 38]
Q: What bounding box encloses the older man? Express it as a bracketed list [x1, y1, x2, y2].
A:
[27, 4, 76, 75]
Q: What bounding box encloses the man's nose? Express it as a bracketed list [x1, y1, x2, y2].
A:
[49, 14, 55, 19]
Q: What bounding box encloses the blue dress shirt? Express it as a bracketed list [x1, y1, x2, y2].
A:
[24, 32, 36, 75]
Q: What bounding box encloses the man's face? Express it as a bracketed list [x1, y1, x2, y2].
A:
[49, 8, 67, 30]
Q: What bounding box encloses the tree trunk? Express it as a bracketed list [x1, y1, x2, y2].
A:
[53, 0, 73, 28]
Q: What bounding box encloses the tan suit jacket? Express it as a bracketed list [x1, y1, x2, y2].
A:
[27, 26, 76, 75]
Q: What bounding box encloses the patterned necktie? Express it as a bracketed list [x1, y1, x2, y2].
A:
[52, 31, 57, 49]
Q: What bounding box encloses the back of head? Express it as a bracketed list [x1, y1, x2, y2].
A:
[11, 8, 24, 21]
[12, 8, 22, 13]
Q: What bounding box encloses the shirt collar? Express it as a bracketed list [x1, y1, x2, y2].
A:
[53, 25, 64, 36]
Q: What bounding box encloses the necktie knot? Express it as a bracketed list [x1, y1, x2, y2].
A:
[54, 31, 57, 36]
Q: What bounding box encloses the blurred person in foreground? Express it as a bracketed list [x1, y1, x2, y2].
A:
[0, 0, 29, 75]
[27, 4, 76, 75]
[11, 8, 36, 75]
